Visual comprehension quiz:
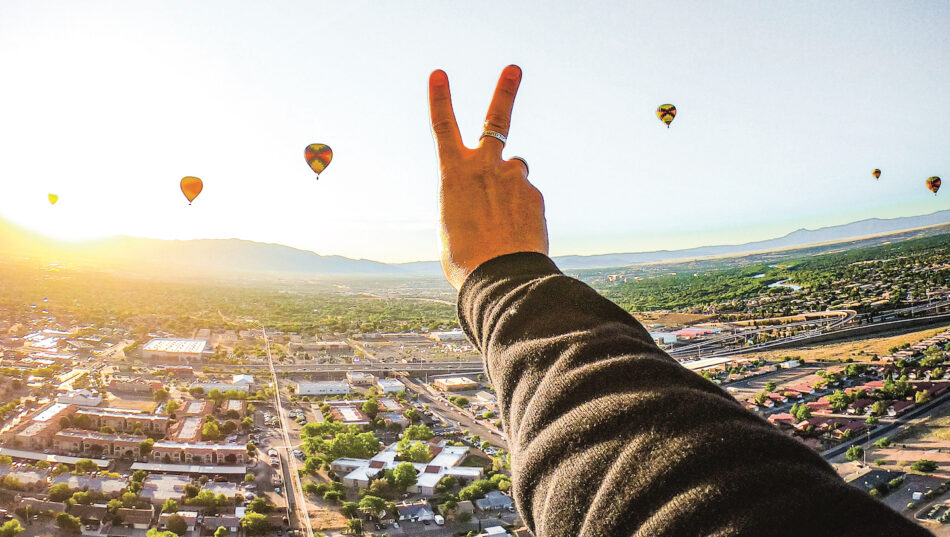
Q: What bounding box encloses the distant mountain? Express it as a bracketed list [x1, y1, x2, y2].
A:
[549, 210, 950, 270]
[1, 209, 948, 276]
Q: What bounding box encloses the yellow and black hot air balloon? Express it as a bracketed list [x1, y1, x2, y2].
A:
[305, 144, 333, 179]
[872, 169, 881, 180]
[180, 176, 203, 205]
[48, 193, 59, 205]
[927, 176, 941, 195]
[656, 104, 676, 128]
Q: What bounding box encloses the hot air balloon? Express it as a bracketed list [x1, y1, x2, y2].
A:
[180, 176, 203, 205]
[304, 144, 333, 179]
[927, 176, 941, 195]
[656, 104, 676, 128]
[872, 169, 881, 180]
[48, 194, 59, 205]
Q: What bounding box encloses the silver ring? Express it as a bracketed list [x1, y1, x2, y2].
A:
[481, 129, 507, 144]
[510, 156, 529, 177]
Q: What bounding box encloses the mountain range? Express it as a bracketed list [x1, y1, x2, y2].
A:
[1, 210, 949, 276]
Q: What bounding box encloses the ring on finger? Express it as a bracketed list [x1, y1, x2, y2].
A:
[481, 129, 507, 145]
[510, 156, 529, 177]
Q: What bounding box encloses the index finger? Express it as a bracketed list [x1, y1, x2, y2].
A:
[480, 65, 522, 153]
[428, 70, 463, 159]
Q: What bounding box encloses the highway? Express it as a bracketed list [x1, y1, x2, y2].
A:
[261, 326, 314, 537]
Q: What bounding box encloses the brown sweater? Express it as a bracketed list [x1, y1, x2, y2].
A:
[458, 252, 931, 537]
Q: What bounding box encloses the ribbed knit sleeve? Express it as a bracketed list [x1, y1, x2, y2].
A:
[458, 252, 931, 537]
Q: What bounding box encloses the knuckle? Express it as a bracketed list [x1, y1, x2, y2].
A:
[484, 114, 510, 130]
[431, 119, 456, 134]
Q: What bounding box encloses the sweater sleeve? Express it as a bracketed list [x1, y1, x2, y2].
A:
[457, 252, 931, 537]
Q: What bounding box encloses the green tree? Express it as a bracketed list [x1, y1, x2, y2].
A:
[74, 459, 98, 473]
[202, 421, 221, 441]
[0, 520, 24, 537]
[361, 399, 379, 419]
[392, 462, 417, 489]
[165, 400, 180, 415]
[846, 445, 864, 462]
[916, 390, 933, 404]
[404, 424, 433, 441]
[911, 459, 939, 473]
[56, 513, 82, 533]
[153, 388, 170, 402]
[341, 502, 359, 518]
[358, 495, 387, 517]
[49, 483, 72, 502]
[214, 528, 227, 537]
[246, 497, 274, 514]
[166, 513, 188, 536]
[346, 519, 362, 535]
[874, 437, 892, 448]
[162, 499, 179, 513]
[828, 390, 852, 413]
[764, 381, 777, 393]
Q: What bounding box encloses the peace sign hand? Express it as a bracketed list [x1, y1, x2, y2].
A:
[429, 65, 549, 290]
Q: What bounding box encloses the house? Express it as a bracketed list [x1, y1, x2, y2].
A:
[376, 379, 405, 394]
[847, 399, 872, 415]
[475, 491, 514, 512]
[116, 506, 155, 530]
[397, 502, 435, 522]
[434, 377, 477, 392]
[68, 503, 110, 523]
[232, 374, 254, 386]
[159, 511, 199, 532]
[19, 497, 65, 513]
[767, 413, 797, 427]
[202, 514, 242, 533]
[477, 527, 511, 537]
[889, 400, 916, 416]
[346, 372, 376, 386]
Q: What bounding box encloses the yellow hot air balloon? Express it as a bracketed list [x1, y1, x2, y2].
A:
[304, 144, 333, 179]
[180, 176, 203, 204]
[656, 104, 676, 128]
[872, 169, 881, 180]
[48, 194, 59, 205]
[927, 176, 941, 195]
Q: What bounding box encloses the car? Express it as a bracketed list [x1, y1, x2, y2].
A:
[391, 522, 399, 529]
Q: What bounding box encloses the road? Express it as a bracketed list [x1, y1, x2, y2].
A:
[402, 377, 507, 449]
[262, 326, 314, 537]
[198, 361, 486, 374]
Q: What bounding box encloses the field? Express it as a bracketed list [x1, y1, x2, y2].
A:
[738, 325, 950, 364]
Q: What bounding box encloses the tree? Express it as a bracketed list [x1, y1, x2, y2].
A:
[56, 513, 82, 533]
[874, 437, 892, 448]
[912, 459, 939, 473]
[916, 390, 933, 404]
[246, 497, 273, 514]
[244, 473, 255, 483]
[866, 415, 879, 425]
[346, 519, 362, 535]
[240, 513, 271, 536]
[358, 495, 386, 517]
[49, 483, 72, 502]
[404, 424, 433, 441]
[139, 438, 155, 457]
[871, 400, 888, 416]
[242, 417, 254, 431]
[202, 421, 221, 441]
[764, 381, 777, 393]
[828, 390, 852, 413]
[392, 462, 417, 489]
[220, 420, 237, 435]
[214, 527, 227, 537]
[458, 511, 473, 523]
[403, 408, 421, 422]
[153, 389, 170, 402]
[0, 520, 24, 537]
[74, 459, 98, 473]
[361, 399, 379, 419]
[72, 491, 94, 505]
[165, 400, 180, 415]
[166, 513, 188, 536]
[209, 389, 225, 405]
[162, 499, 179, 513]
[846, 445, 864, 462]
[341, 502, 359, 518]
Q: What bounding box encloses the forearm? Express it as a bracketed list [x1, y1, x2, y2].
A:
[459, 253, 930, 537]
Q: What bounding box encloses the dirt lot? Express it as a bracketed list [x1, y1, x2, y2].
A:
[739, 325, 950, 364]
[638, 312, 716, 328]
[102, 393, 157, 412]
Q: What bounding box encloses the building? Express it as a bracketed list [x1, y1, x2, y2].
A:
[332, 439, 483, 496]
[289, 341, 351, 357]
[150, 442, 247, 465]
[346, 372, 376, 386]
[140, 474, 193, 504]
[396, 502, 435, 522]
[142, 338, 211, 363]
[190, 382, 250, 394]
[116, 506, 155, 529]
[3, 403, 78, 450]
[428, 330, 468, 344]
[475, 491, 514, 512]
[57, 389, 103, 407]
[76, 408, 170, 434]
[232, 374, 254, 386]
[53, 429, 147, 458]
[52, 473, 127, 495]
[434, 377, 477, 392]
[376, 379, 405, 394]
[109, 378, 164, 394]
[295, 381, 351, 396]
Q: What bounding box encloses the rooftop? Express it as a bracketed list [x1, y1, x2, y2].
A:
[143, 338, 209, 354]
[130, 462, 247, 475]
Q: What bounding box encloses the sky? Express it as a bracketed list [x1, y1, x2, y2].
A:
[0, 1, 948, 263]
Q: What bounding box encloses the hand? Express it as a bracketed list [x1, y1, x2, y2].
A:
[429, 65, 549, 290]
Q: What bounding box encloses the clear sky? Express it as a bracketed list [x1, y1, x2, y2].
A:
[1, 1, 948, 263]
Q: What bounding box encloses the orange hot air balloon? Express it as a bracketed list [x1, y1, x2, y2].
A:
[872, 169, 881, 180]
[656, 104, 676, 128]
[304, 144, 333, 179]
[926, 176, 941, 195]
[180, 176, 203, 204]
[48, 193, 59, 205]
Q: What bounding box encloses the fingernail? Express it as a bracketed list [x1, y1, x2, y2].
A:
[504, 65, 522, 80]
[431, 70, 448, 86]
